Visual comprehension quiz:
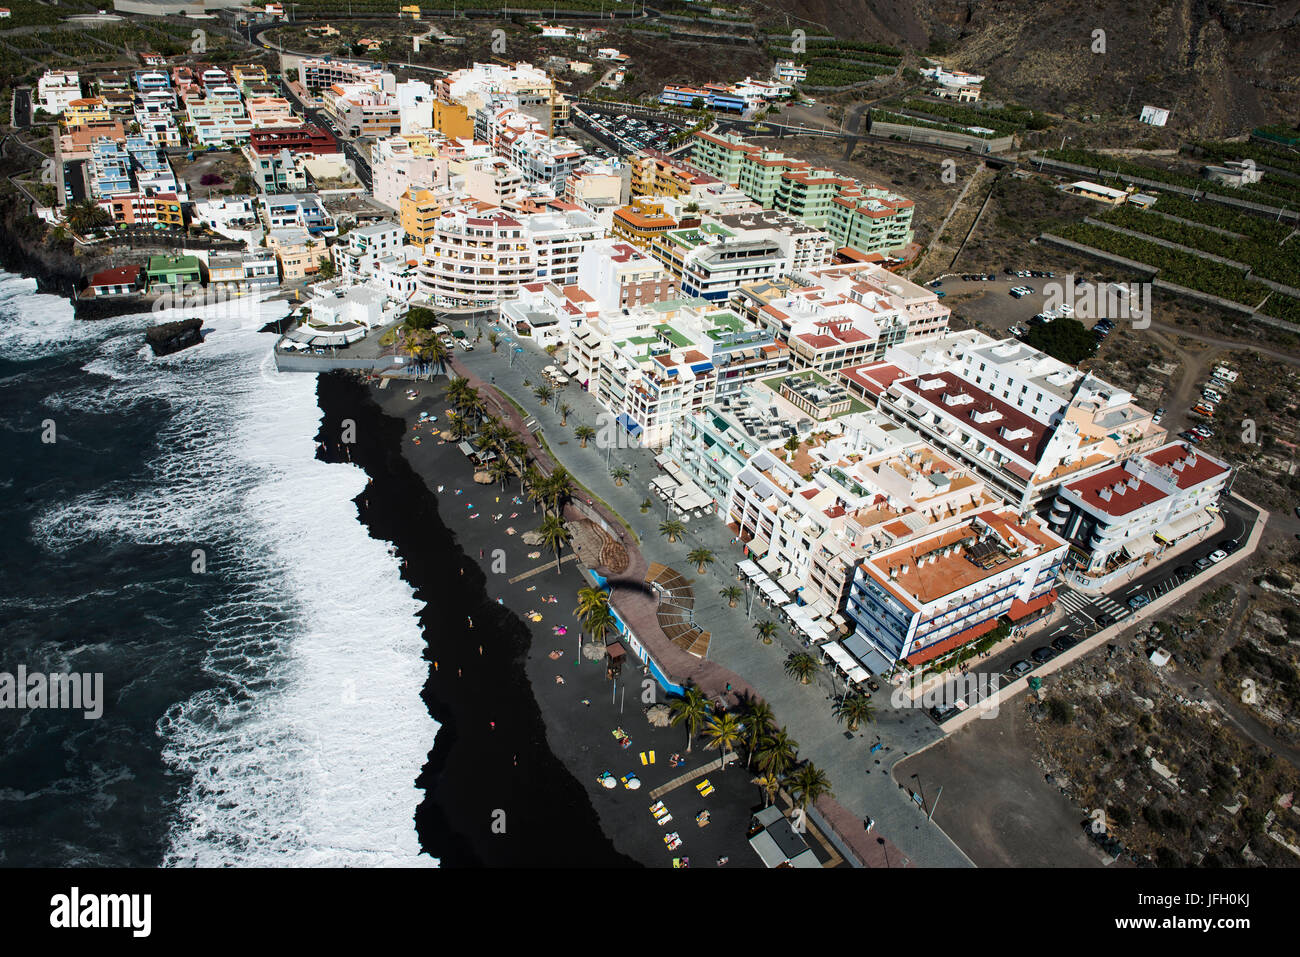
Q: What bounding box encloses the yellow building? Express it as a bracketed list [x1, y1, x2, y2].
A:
[399, 4, 421, 18]
[611, 197, 678, 250]
[400, 187, 443, 246]
[431, 99, 472, 139]
[151, 196, 184, 227]
[629, 152, 717, 199]
[64, 97, 113, 128]
[232, 64, 269, 87]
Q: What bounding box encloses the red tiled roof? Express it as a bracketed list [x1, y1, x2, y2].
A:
[904, 617, 1000, 667]
[89, 265, 142, 286]
[1065, 465, 1166, 517]
[898, 371, 1051, 463]
[1143, 442, 1229, 490]
[1008, 589, 1057, 622]
[839, 362, 907, 397]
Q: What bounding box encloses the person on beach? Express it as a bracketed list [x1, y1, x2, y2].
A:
[467, 616, 473, 629]
[479, 645, 483, 655]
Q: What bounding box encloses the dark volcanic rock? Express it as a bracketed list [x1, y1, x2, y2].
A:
[145, 318, 203, 357]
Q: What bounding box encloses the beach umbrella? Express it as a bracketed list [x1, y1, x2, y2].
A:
[601, 775, 617, 789]
[520, 530, 544, 546]
[646, 704, 671, 728]
[582, 642, 605, 661]
[473, 471, 493, 484]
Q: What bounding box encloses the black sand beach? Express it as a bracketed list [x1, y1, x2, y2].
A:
[316, 371, 635, 867]
[316, 371, 767, 868]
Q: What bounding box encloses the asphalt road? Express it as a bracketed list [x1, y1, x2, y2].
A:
[276, 77, 372, 191]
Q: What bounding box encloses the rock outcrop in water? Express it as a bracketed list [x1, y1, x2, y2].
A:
[145, 318, 203, 357]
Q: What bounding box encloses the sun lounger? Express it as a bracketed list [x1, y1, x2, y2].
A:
[657, 814, 673, 827]
[640, 752, 648, 765]
[696, 779, 715, 797]
[648, 750, 656, 764]
[649, 801, 665, 813]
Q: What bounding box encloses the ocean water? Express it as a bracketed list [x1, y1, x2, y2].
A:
[0, 273, 437, 867]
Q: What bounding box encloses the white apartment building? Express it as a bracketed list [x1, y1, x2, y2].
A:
[845, 506, 1066, 670]
[462, 157, 526, 207]
[38, 70, 81, 116]
[575, 239, 678, 313]
[298, 58, 396, 94]
[193, 194, 264, 244]
[417, 205, 601, 308]
[1050, 441, 1231, 584]
[396, 79, 434, 133]
[861, 332, 1166, 510]
[331, 220, 406, 281]
[371, 135, 452, 210]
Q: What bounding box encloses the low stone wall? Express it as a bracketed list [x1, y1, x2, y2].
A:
[868, 118, 1013, 154]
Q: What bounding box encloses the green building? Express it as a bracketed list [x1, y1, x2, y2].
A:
[146, 255, 203, 292]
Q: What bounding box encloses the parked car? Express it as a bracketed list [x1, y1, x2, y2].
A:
[1051, 633, 1080, 651]
[1008, 660, 1032, 677]
[935, 290, 946, 298]
[1152, 408, 1165, 424]
[1180, 431, 1203, 444]
[1057, 303, 1073, 316]
[1094, 613, 1115, 628]
[1031, 646, 1057, 664]
[1194, 556, 1214, 571]
[1208, 549, 1228, 563]
[1221, 538, 1240, 553]
[1127, 594, 1151, 610]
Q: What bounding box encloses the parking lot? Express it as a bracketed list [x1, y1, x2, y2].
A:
[572, 106, 687, 155]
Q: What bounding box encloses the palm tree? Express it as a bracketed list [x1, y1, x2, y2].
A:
[583, 605, 617, 643]
[659, 518, 685, 543]
[575, 586, 609, 622]
[462, 391, 486, 424]
[703, 712, 742, 769]
[500, 436, 527, 476]
[667, 685, 711, 753]
[446, 376, 473, 410]
[784, 652, 819, 685]
[687, 547, 715, 573]
[427, 335, 452, 379]
[534, 384, 554, 406]
[753, 770, 781, 808]
[559, 403, 572, 426]
[523, 467, 546, 514]
[446, 411, 468, 440]
[575, 424, 596, 448]
[404, 328, 432, 371]
[719, 585, 742, 608]
[783, 435, 800, 460]
[488, 332, 500, 353]
[785, 763, 832, 812]
[754, 620, 777, 645]
[538, 515, 570, 572]
[610, 465, 630, 486]
[833, 693, 876, 733]
[754, 726, 799, 778]
[488, 456, 512, 491]
[741, 697, 775, 770]
[544, 468, 572, 516]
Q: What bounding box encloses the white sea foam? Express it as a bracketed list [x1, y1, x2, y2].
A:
[8, 286, 437, 866]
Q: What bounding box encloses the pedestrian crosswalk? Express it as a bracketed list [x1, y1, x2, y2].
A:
[1094, 596, 1128, 618]
[1056, 590, 1129, 619]
[1057, 591, 1092, 615]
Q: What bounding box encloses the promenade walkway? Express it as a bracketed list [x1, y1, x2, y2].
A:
[444, 324, 971, 868]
